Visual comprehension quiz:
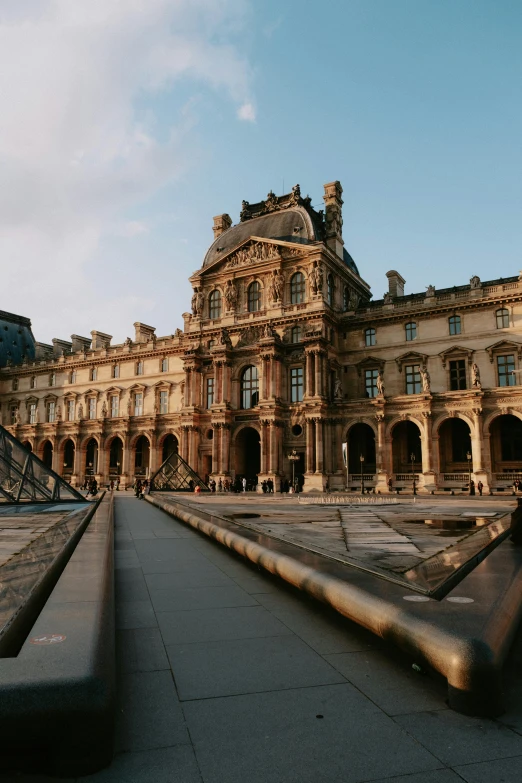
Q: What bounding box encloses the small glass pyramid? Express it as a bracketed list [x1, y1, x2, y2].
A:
[0, 424, 86, 504]
[151, 450, 209, 492]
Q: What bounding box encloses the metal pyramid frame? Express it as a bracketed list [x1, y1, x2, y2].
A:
[151, 450, 209, 492]
[0, 424, 86, 504]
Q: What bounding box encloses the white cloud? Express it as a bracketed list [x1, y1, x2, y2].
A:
[0, 0, 254, 343]
[237, 102, 257, 122]
[115, 221, 150, 238]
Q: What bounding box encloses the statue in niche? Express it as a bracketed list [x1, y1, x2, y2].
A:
[224, 279, 238, 311]
[127, 398, 132, 416]
[268, 269, 284, 302]
[334, 377, 343, 400]
[219, 328, 232, 348]
[77, 403, 83, 420]
[376, 370, 385, 396]
[471, 362, 482, 389]
[309, 261, 323, 295]
[191, 287, 204, 317]
[101, 401, 107, 418]
[420, 365, 431, 393]
[470, 275, 481, 289]
[56, 405, 62, 422]
[263, 322, 275, 338]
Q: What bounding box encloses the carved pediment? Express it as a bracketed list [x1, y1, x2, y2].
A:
[225, 240, 282, 270]
[439, 345, 474, 368]
[395, 351, 428, 372]
[486, 340, 522, 362]
[354, 356, 386, 377]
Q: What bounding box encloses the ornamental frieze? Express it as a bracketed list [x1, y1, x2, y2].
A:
[225, 241, 281, 269]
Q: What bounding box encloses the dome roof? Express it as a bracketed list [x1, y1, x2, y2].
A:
[0, 310, 35, 368]
[203, 206, 320, 269]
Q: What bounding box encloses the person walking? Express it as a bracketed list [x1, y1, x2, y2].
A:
[242, 476, 247, 493]
[469, 479, 475, 496]
[477, 480, 483, 496]
[116, 478, 120, 491]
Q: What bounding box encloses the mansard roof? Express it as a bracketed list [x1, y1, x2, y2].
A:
[0, 310, 35, 368]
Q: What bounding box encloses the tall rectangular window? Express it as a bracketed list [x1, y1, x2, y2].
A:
[30, 376, 36, 389]
[113, 365, 120, 379]
[449, 315, 461, 335]
[10, 406, 18, 424]
[134, 392, 143, 416]
[365, 368, 379, 398]
[159, 390, 168, 414]
[90, 367, 97, 381]
[290, 367, 304, 402]
[136, 361, 143, 376]
[405, 322, 417, 341]
[111, 396, 119, 418]
[70, 370, 76, 384]
[29, 403, 37, 424]
[206, 377, 215, 409]
[161, 358, 168, 372]
[406, 364, 421, 394]
[365, 328, 376, 347]
[497, 354, 515, 386]
[47, 401, 56, 423]
[12, 378, 18, 391]
[49, 373, 56, 386]
[67, 399, 75, 421]
[88, 398, 96, 419]
[449, 360, 467, 390]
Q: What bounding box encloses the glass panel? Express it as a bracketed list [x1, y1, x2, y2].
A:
[159, 390, 168, 414]
[406, 364, 421, 394]
[365, 369, 378, 398]
[498, 354, 515, 386]
[290, 367, 303, 402]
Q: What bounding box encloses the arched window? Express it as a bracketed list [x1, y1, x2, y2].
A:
[343, 287, 350, 312]
[405, 322, 417, 341]
[248, 281, 261, 312]
[448, 315, 461, 335]
[209, 289, 222, 319]
[496, 308, 509, 329]
[241, 365, 259, 409]
[326, 274, 334, 306]
[290, 273, 305, 304]
[365, 328, 376, 347]
[291, 325, 302, 343]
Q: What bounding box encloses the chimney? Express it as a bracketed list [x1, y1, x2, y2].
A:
[134, 322, 156, 344]
[52, 338, 72, 357]
[70, 334, 92, 353]
[90, 330, 112, 350]
[386, 270, 406, 298]
[212, 213, 232, 240]
[35, 342, 54, 360]
[323, 181, 344, 259]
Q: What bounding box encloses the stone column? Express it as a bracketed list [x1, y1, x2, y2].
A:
[180, 427, 189, 462]
[188, 426, 199, 472]
[261, 357, 269, 400]
[335, 419, 344, 475]
[269, 421, 277, 474]
[314, 352, 322, 397]
[211, 424, 219, 474]
[270, 358, 277, 399]
[260, 420, 268, 474]
[306, 353, 314, 397]
[324, 419, 332, 475]
[275, 359, 282, 399]
[306, 419, 315, 473]
[221, 424, 230, 474]
[315, 418, 324, 473]
[222, 363, 230, 405]
[184, 370, 191, 407]
[149, 432, 158, 476]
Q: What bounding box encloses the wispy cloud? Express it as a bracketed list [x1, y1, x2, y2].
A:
[0, 0, 254, 342]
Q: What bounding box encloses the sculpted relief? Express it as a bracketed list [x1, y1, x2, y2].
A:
[226, 241, 281, 270]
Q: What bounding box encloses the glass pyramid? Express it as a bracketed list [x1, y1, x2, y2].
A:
[0, 424, 86, 504]
[151, 450, 209, 492]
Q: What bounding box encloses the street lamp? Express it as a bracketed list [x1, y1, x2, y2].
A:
[410, 453, 416, 495]
[288, 450, 300, 492]
[467, 450, 472, 492]
[360, 454, 365, 495]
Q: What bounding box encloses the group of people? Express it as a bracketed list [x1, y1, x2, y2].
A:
[133, 478, 150, 499]
[200, 474, 303, 494]
[82, 477, 98, 496]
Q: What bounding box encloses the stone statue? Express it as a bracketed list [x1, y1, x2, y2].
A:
[153, 398, 158, 415]
[191, 287, 204, 317]
[268, 269, 284, 302]
[174, 328, 183, 337]
[426, 284, 435, 296]
[240, 200, 251, 221]
[124, 336, 132, 346]
[77, 403, 83, 420]
[34, 406, 40, 424]
[14, 408, 21, 425]
[470, 275, 481, 289]
[471, 362, 482, 389]
[56, 405, 62, 422]
[224, 279, 238, 311]
[420, 365, 431, 393]
[263, 322, 275, 338]
[309, 262, 323, 295]
[383, 292, 392, 304]
[101, 401, 107, 418]
[376, 370, 385, 396]
[219, 328, 232, 348]
[334, 377, 343, 400]
[127, 398, 132, 416]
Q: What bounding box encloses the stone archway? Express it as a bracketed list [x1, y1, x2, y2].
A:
[42, 440, 53, 469]
[235, 427, 260, 480]
[62, 439, 75, 478]
[162, 434, 178, 463]
[347, 423, 376, 477]
[109, 437, 123, 476]
[134, 435, 150, 478]
[438, 419, 472, 475]
[489, 414, 522, 478]
[391, 420, 422, 474]
[85, 438, 98, 476]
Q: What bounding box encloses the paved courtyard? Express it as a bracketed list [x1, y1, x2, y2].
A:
[4, 493, 522, 782]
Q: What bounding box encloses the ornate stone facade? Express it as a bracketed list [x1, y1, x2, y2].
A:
[1, 180, 522, 492]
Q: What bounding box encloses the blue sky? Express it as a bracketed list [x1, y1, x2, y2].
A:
[2, 0, 521, 343]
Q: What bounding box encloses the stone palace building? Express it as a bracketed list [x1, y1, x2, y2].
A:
[1, 180, 521, 492]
